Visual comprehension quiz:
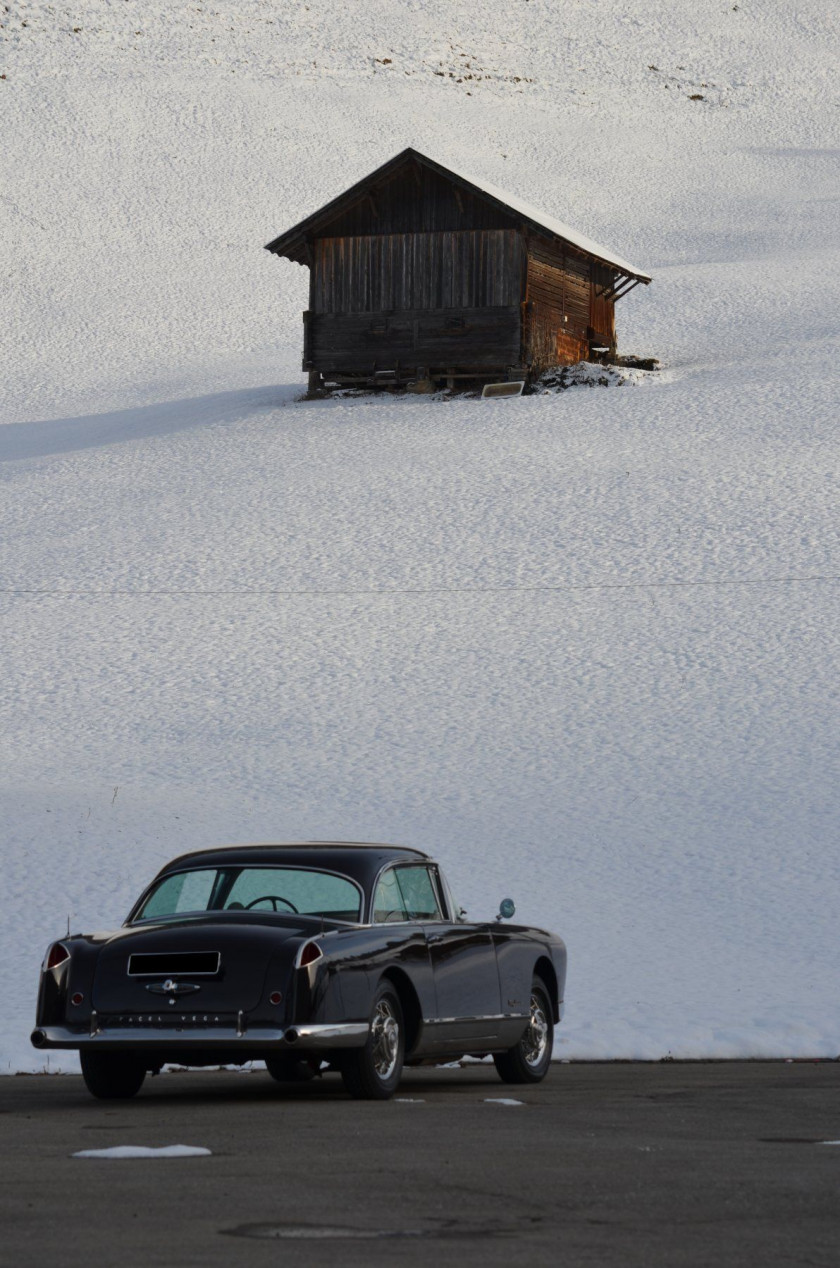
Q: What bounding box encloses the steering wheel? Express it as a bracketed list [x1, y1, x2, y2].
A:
[244, 895, 299, 913]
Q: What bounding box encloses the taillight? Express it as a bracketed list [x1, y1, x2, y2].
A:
[297, 941, 323, 968]
[45, 942, 70, 970]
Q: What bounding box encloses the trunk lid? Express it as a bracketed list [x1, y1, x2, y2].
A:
[91, 914, 309, 1013]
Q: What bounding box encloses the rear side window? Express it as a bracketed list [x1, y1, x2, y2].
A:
[373, 866, 443, 922]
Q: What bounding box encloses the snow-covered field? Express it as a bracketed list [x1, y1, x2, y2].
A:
[2, 0, 839, 1071]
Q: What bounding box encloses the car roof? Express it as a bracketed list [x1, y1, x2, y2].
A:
[154, 842, 432, 888]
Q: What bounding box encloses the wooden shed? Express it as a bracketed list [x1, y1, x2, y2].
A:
[265, 148, 651, 392]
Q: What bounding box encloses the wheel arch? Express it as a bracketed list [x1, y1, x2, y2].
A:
[533, 955, 560, 1024]
[379, 967, 422, 1057]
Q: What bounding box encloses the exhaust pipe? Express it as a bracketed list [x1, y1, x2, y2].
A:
[285, 1028, 299, 1044]
[31, 1029, 47, 1049]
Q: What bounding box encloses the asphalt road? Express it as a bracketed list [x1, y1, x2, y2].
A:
[1, 1061, 839, 1267]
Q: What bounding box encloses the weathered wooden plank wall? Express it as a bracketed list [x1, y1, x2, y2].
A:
[527, 239, 591, 332]
[313, 231, 523, 314]
[306, 305, 521, 374]
[590, 263, 616, 347]
[312, 165, 517, 238]
[526, 238, 584, 371]
[524, 236, 617, 368]
[525, 304, 587, 373]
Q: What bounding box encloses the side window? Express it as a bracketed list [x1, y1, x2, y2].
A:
[395, 866, 443, 921]
[372, 868, 407, 923]
[372, 866, 445, 923]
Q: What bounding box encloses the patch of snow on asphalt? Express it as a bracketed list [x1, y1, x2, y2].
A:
[72, 1145, 212, 1160]
[484, 1099, 525, 1107]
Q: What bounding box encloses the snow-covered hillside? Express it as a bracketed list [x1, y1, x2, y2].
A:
[2, 0, 839, 1070]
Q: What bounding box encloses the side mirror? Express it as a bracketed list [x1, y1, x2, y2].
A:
[496, 898, 516, 922]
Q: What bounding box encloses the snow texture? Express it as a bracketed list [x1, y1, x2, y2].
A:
[2, 0, 840, 1071]
[72, 1145, 212, 1160]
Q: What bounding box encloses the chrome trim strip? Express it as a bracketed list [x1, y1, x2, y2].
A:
[293, 939, 324, 970]
[31, 1022, 370, 1052]
[423, 1013, 529, 1024]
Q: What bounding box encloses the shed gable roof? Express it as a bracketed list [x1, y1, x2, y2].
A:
[265, 147, 651, 283]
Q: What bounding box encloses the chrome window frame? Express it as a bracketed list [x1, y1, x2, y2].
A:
[367, 861, 451, 925]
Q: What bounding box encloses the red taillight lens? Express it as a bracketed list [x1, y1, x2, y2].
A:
[70, 992, 84, 1006]
[298, 941, 323, 968]
[269, 991, 283, 1006]
[45, 942, 70, 970]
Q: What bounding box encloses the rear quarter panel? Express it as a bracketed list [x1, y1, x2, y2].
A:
[307, 926, 436, 1031]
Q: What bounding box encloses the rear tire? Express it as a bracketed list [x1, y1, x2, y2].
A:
[493, 979, 553, 1085]
[341, 981, 404, 1100]
[80, 1051, 147, 1100]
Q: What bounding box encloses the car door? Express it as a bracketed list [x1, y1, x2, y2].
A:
[381, 864, 503, 1049]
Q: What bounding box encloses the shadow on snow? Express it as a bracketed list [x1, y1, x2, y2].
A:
[0, 383, 301, 463]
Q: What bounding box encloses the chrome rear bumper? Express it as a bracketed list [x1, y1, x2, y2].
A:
[31, 1021, 369, 1052]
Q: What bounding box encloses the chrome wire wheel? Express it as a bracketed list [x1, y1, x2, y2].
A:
[493, 978, 554, 1084]
[522, 991, 550, 1068]
[341, 983, 405, 1099]
[371, 998, 401, 1080]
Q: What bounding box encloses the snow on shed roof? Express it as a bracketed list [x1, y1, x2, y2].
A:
[266, 147, 651, 283]
[439, 157, 652, 282]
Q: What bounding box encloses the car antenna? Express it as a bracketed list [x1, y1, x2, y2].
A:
[66, 913, 71, 937]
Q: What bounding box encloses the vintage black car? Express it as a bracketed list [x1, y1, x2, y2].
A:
[32, 842, 566, 1100]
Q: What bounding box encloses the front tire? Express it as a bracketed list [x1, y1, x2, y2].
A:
[341, 981, 404, 1100]
[80, 1051, 147, 1100]
[493, 979, 554, 1084]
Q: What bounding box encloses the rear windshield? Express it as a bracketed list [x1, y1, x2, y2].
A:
[134, 866, 362, 923]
